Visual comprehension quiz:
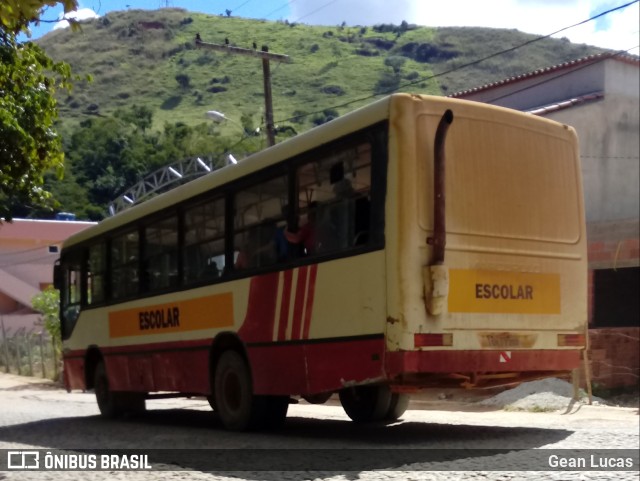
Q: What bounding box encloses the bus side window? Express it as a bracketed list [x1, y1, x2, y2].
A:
[111, 230, 139, 300]
[87, 243, 106, 304]
[234, 175, 288, 270]
[143, 215, 178, 292]
[295, 142, 372, 256]
[183, 197, 226, 284]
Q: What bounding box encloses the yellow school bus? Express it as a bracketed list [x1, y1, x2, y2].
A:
[57, 94, 587, 430]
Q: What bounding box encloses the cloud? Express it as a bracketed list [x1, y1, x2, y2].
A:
[53, 8, 100, 30]
[288, 0, 420, 26]
[284, 0, 637, 53]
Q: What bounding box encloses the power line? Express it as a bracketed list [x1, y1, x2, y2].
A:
[262, 0, 298, 20]
[291, 0, 341, 23]
[230, 0, 254, 14]
[274, 0, 639, 125]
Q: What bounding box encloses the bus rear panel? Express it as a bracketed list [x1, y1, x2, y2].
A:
[384, 95, 586, 389]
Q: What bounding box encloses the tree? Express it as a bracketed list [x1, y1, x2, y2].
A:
[0, 1, 79, 34]
[31, 286, 61, 354]
[384, 55, 406, 75]
[0, 0, 81, 221]
[114, 104, 153, 133]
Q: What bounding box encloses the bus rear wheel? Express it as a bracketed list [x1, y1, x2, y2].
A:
[339, 384, 392, 423]
[385, 393, 410, 420]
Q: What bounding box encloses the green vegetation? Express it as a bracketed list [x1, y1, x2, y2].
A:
[22, 8, 605, 220]
[0, 0, 82, 221]
[31, 286, 61, 358]
[39, 9, 604, 132]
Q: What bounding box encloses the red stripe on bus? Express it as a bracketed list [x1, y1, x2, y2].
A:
[237, 272, 280, 343]
[302, 264, 318, 339]
[248, 335, 385, 395]
[291, 266, 309, 340]
[277, 270, 293, 341]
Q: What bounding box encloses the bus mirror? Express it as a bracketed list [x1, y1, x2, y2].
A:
[53, 263, 62, 290]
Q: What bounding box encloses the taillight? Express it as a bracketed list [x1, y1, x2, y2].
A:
[414, 333, 453, 347]
[557, 333, 585, 347]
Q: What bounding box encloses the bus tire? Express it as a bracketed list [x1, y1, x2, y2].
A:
[302, 392, 332, 404]
[339, 384, 392, 423]
[94, 362, 121, 418]
[385, 393, 410, 421]
[214, 350, 260, 431]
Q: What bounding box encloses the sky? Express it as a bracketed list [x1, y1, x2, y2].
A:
[27, 0, 639, 55]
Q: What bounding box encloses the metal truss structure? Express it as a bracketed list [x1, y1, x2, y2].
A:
[107, 155, 223, 216]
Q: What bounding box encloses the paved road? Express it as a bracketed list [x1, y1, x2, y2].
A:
[0, 374, 637, 480]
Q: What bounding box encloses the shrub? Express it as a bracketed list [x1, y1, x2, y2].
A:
[321, 85, 345, 96]
[354, 48, 379, 57]
[207, 86, 227, 94]
[175, 73, 190, 89]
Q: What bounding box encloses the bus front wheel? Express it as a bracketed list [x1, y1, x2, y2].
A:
[94, 362, 145, 418]
[339, 384, 392, 423]
[94, 362, 123, 418]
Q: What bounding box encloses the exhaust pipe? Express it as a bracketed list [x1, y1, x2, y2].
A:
[424, 109, 453, 316]
[428, 109, 454, 265]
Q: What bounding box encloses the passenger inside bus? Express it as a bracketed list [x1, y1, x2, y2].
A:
[285, 201, 318, 255]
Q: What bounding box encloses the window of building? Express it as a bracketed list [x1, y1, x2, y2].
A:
[183, 198, 226, 283]
[593, 267, 639, 328]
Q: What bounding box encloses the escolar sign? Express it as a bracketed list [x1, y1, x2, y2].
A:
[108, 293, 234, 338]
[448, 269, 561, 314]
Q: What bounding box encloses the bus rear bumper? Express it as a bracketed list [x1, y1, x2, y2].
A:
[385, 349, 582, 388]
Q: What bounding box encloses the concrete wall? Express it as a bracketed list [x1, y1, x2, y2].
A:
[587, 218, 640, 270]
[546, 86, 639, 222]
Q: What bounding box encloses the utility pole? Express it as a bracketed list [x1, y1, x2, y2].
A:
[195, 36, 291, 147]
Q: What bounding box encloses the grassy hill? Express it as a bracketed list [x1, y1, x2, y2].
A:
[38, 8, 605, 136]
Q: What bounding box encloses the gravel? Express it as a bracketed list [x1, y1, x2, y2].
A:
[478, 378, 605, 411]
